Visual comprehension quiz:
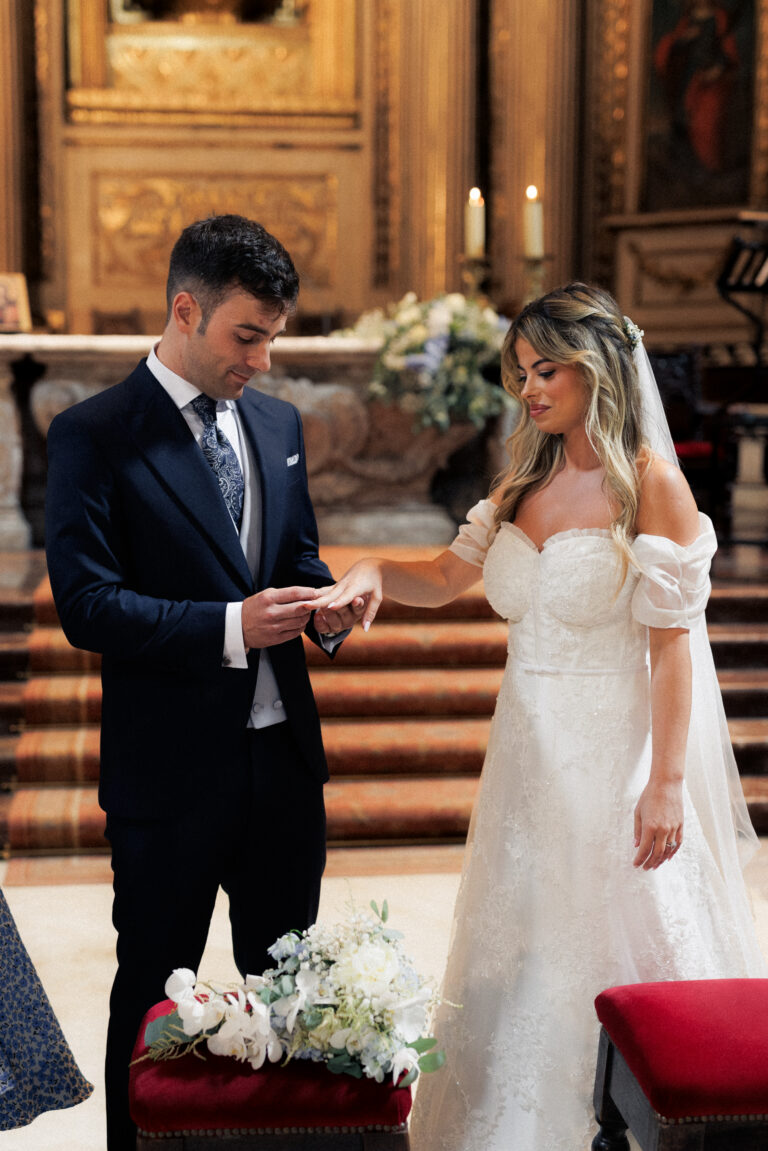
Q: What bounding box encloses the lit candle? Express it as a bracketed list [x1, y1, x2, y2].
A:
[465, 187, 486, 259]
[523, 185, 544, 259]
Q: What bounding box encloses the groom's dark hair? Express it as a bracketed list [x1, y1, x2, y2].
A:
[165, 214, 300, 328]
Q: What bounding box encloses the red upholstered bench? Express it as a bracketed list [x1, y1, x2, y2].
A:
[592, 980, 768, 1150]
[130, 1001, 412, 1149]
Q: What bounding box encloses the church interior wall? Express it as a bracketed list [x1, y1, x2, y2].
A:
[2, 0, 765, 346]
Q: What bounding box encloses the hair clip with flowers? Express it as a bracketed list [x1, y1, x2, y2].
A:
[622, 315, 645, 351]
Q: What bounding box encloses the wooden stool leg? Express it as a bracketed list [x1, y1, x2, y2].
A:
[592, 1028, 631, 1151]
[591, 1121, 630, 1151]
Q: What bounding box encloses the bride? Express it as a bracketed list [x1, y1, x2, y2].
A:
[312, 282, 767, 1149]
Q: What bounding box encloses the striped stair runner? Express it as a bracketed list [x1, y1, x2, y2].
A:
[2, 549, 768, 855]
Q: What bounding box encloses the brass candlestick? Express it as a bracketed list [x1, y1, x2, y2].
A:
[460, 255, 490, 299]
[522, 255, 552, 305]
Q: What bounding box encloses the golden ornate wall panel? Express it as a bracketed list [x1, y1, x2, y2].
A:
[26, 0, 480, 331]
[92, 174, 338, 290]
[63, 147, 358, 331]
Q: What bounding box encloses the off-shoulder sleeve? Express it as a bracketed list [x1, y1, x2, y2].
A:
[448, 498, 497, 568]
[631, 512, 716, 629]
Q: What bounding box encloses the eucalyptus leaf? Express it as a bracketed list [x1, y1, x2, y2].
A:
[418, 1050, 446, 1074]
[381, 899, 389, 923]
[407, 1036, 437, 1054]
[398, 1068, 419, 1088]
[144, 1010, 182, 1049]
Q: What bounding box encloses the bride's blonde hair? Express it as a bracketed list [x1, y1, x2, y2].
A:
[495, 282, 648, 578]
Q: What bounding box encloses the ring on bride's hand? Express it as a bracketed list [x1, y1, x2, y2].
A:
[665, 841, 677, 849]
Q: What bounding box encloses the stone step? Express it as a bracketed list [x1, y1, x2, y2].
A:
[9, 666, 768, 730]
[18, 618, 768, 678]
[0, 682, 25, 735]
[706, 624, 768, 668]
[22, 575, 768, 637]
[0, 719, 492, 786]
[4, 713, 768, 790]
[0, 632, 31, 679]
[707, 585, 768, 624]
[0, 776, 479, 854]
[5, 772, 768, 857]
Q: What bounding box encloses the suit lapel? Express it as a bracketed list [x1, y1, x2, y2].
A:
[124, 363, 254, 593]
[236, 389, 287, 586]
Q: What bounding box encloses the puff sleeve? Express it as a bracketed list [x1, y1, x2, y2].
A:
[631, 513, 716, 630]
[448, 499, 497, 568]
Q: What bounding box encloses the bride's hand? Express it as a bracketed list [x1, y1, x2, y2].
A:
[632, 777, 684, 870]
[309, 559, 385, 632]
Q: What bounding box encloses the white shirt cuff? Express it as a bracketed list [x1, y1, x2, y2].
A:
[224, 602, 249, 669]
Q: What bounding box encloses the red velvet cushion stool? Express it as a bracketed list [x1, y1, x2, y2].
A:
[592, 980, 768, 1150]
[130, 1001, 412, 1149]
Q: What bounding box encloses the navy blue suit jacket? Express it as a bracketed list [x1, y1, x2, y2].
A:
[45, 360, 334, 818]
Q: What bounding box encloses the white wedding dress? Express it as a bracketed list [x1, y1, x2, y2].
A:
[409, 500, 767, 1151]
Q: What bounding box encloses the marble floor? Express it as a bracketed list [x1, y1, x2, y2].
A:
[3, 842, 768, 1151]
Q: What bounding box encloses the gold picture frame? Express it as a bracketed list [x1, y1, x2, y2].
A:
[0, 273, 33, 332]
[584, 0, 768, 282]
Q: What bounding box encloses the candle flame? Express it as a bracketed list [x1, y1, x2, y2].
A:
[468, 187, 484, 204]
[526, 185, 539, 201]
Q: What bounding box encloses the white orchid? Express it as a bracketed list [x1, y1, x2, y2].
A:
[272, 967, 322, 1034]
[176, 994, 226, 1037]
[165, 968, 197, 1002]
[390, 1045, 421, 1084]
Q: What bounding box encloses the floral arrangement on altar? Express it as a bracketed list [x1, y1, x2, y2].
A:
[138, 900, 445, 1088]
[337, 291, 515, 431]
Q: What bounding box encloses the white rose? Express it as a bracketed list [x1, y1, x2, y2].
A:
[334, 940, 401, 998]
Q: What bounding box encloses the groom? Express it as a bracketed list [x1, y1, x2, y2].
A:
[44, 214, 363, 1150]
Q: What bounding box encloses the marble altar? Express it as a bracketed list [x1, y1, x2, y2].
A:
[0, 333, 485, 549]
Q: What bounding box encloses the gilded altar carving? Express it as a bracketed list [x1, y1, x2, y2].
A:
[105, 28, 312, 107]
[64, 0, 357, 126]
[93, 174, 337, 291]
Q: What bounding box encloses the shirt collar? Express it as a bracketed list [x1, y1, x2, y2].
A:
[146, 346, 235, 413]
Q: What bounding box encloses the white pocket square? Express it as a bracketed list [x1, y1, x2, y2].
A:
[287, 453, 299, 467]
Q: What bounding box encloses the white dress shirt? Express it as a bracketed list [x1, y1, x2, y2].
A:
[147, 347, 292, 729]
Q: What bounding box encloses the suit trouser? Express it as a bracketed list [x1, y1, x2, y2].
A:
[103, 723, 327, 1151]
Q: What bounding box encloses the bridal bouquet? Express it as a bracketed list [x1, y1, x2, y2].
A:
[139, 900, 444, 1087]
[336, 291, 513, 431]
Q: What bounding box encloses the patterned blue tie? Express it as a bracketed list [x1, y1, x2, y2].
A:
[190, 394, 244, 531]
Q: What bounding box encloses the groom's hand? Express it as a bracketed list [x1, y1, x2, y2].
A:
[242, 587, 318, 650]
[314, 596, 367, 637]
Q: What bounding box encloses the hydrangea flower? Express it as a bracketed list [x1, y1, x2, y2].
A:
[336, 292, 516, 431]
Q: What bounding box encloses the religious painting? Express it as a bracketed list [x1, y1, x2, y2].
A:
[642, 0, 756, 212]
[0, 274, 32, 333]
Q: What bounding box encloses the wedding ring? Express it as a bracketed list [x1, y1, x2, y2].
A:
[665, 841, 677, 849]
